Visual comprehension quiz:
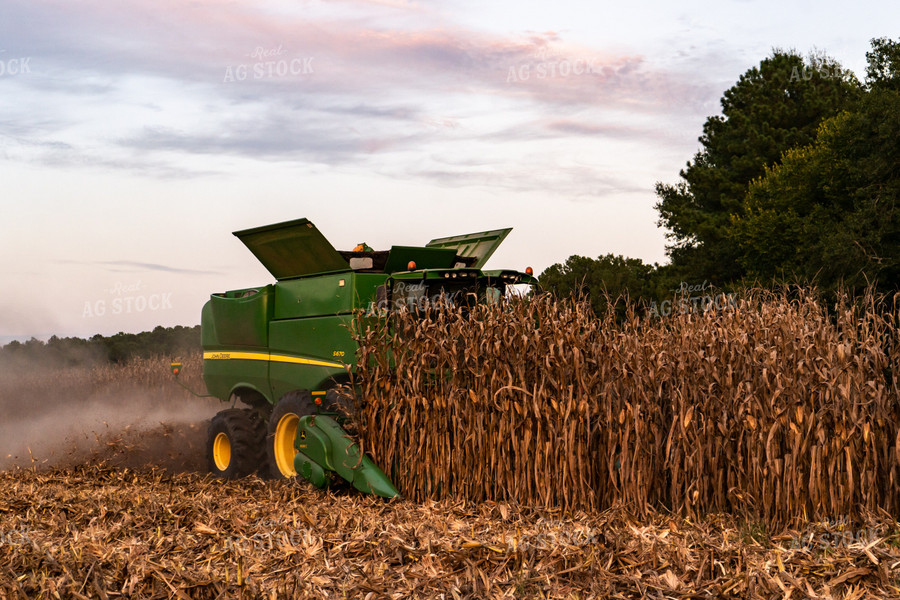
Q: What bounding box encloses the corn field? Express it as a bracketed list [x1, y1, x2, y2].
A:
[353, 289, 900, 529]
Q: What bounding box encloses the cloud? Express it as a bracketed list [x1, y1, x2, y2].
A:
[120, 108, 429, 164]
[0, 0, 721, 190]
[3, 0, 717, 110]
[100, 261, 222, 275]
[54, 260, 220, 276]
[404, 164, 646, 198]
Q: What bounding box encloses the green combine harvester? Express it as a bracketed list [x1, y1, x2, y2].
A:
[191, 217, 536, 498]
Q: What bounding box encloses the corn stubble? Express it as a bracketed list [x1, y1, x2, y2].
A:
[3, 466, 900, 599]
[354, 290, 900, 529]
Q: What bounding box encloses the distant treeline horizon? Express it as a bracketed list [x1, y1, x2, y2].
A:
[0, 325, 201, 367]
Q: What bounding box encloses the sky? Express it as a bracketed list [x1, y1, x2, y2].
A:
[0, 0, 894, 342]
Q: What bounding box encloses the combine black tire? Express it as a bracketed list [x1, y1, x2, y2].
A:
[207, 408, 267, 479]
[267, 391, 317, 478]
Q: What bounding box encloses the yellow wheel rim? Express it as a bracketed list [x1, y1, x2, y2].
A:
[274, 413, 299, 477]
[212, 432, 231, 472]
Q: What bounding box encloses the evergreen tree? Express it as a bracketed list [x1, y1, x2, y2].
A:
[655, 50, 860, 284]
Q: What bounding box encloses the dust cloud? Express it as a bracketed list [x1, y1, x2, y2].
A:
[0, 358, 225, 473]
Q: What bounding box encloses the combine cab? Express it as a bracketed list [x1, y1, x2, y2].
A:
[199, 218, 536, 497]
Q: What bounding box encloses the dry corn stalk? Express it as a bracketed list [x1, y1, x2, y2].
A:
[353, 289, 900, 529]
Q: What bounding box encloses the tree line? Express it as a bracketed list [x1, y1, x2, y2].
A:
[540, 37, 900, 313]
[0, 325, 201, 367]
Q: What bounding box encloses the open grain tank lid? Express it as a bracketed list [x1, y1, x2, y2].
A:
[426, 228, 511, 269]
[233, 218, 350, 280]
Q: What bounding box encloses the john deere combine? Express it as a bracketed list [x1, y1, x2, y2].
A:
[199, 218, 535, 497]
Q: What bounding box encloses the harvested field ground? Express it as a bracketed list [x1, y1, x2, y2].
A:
[2, 465, 900, 599]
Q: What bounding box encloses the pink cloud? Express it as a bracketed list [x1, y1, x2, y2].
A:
[9, 0, 713, 113]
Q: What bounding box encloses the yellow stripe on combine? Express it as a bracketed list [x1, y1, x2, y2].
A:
[203, 351, 343, 369]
